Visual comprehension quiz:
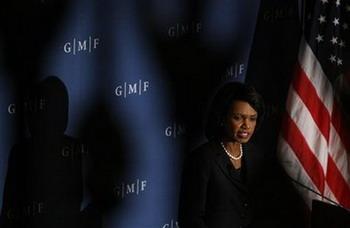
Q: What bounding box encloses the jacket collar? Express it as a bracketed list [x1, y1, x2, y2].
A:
[212, 141, 260, 191]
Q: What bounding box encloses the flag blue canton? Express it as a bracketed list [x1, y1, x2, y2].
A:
[305, 0, 350, 83]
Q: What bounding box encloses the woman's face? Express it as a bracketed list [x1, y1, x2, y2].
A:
[223, 100, 258, 144]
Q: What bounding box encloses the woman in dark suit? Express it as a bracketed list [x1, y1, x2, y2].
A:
[179, 82, 306, 228]
[178, 82, 277, 228]
[179, 82, 308, 228]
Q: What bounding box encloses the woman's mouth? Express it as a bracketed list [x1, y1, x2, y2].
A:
[237, 131, 249, 138]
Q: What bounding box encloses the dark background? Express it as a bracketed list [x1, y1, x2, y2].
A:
[0, 0, 306, 227]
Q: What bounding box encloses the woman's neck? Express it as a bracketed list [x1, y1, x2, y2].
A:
[222, 140, 241, 157]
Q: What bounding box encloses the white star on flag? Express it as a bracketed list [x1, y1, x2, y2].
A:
[331, 36, 338, 44]
[316, 34, 324, 42]
[336, 0, 341, 7]
[330, 55, 337, 62]
[337, 58, 343, 65]
[318, 15, 326, 24]
[278, 0, 350, 214]
[333, 18, 340, 26]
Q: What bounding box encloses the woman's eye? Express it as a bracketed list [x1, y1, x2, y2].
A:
[232, 115, 241, 120]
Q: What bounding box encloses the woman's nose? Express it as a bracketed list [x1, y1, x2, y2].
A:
[242, 119, 250, 129]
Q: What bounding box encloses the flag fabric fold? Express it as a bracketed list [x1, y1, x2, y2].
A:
[278, 0, 350, 209]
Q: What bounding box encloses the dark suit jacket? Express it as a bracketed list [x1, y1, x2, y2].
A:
[178, 140, 307, 228]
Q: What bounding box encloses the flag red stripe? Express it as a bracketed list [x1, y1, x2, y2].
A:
[279, 3, 350, 211]
[326, 155, 350, 208]
[292, 64, 330, 141]
[281, 113, 325, 194]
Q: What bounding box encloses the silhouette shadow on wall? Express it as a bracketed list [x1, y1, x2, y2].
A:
[1, 77, 126, 228]
[0, 2, 128, 227]
[78, 101, 127, 228]
[1, 77, 83, 228]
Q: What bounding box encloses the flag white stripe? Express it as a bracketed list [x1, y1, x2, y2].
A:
[277, 136, 324, 208]
[298, 38, 334, 114]
[324, 182, 341, 206]
[300, 38, 350, 199]
[298, 38, 350, 205]
[286, 86, 328, 170]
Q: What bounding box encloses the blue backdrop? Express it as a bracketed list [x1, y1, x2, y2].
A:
[0, 0, 262, 227]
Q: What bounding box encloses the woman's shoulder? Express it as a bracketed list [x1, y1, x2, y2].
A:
[182, 140, 219, 172]
[189, 140, 220, 159]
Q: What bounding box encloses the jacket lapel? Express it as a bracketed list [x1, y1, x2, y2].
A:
[212, 141, 248, 193]
[243, 143, 264, 190]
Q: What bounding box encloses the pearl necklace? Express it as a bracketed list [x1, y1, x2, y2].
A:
[220, 142, 243, 160]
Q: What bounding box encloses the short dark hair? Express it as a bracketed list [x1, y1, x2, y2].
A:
[205, 82, 265, 140]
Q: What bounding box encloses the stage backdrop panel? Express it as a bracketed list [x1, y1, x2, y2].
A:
[0, 0, 260, 227]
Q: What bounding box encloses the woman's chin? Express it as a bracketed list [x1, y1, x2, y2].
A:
[236, 137, 251, 144]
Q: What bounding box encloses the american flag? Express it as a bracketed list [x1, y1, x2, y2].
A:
[277, 0, 350, 209]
